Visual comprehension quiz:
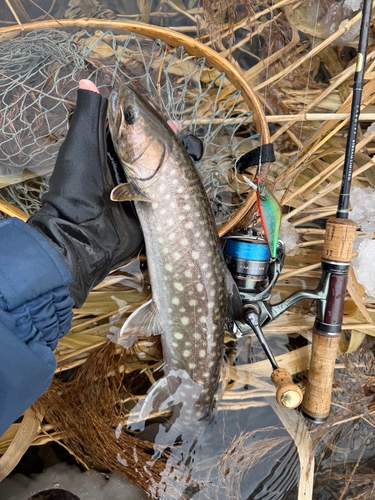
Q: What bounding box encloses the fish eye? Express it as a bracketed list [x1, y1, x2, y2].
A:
[124, 106, 139, 125]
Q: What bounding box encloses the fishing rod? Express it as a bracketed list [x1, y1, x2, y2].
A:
[225, 0, 373, 417]
[302, 0, 373, 423]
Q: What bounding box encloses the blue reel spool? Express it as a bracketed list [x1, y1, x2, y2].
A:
[226, 234, 271, 293]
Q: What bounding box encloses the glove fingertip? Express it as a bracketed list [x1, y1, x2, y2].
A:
[79, 79, 100, 94]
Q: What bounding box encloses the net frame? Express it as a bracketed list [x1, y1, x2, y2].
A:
[0, 18, 270, 236]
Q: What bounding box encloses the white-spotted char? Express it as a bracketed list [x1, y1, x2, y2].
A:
[108, 85, 229, 418]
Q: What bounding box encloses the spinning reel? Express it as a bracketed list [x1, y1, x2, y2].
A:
[225, 228, 303, 410]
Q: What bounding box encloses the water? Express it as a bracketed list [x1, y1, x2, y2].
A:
[0, 1, 374, 500]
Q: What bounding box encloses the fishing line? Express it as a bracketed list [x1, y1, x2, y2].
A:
[259, 0, 275, 178]
[296, 0, 321, 161]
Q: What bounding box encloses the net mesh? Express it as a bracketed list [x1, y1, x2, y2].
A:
[0, 28, 258, 224]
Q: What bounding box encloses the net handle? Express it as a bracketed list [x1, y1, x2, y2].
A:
[0, 20, 270, 235]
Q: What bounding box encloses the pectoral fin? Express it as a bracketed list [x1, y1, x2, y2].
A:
[111, 182, 151, 202]
[119, 299, 163, 337]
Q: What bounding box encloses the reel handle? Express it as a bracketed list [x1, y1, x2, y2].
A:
[302, 218, 357, 423]
[271, 368, 303, 410]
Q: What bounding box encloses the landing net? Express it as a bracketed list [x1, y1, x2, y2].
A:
[0, 28, 258, 225]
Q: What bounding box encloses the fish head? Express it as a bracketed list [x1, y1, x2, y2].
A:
[108, 85, 171, 187]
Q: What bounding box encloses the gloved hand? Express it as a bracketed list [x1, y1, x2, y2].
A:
[28, 80, 143, 308]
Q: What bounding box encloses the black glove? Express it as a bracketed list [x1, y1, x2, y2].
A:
[28, 86, 143, 308]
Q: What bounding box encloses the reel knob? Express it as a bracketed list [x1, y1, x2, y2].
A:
[271, 368, 303, 410]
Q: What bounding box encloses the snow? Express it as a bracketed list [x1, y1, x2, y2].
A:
[350, 187, 375, 235]
[0, 463, 147, 500]
[364, 122, 375, 138]
[279, 220, 300, 256]
[349, 187, 375, 297]
[344, 0, 362, 11]
[352, 238, 375, 299]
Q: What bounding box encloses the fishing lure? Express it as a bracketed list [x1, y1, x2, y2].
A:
[244, 176, 281, 259]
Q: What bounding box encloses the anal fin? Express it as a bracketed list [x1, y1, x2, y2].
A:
[119, 299, 163, 338]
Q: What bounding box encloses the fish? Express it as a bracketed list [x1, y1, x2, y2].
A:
[108, 85, 241, 422]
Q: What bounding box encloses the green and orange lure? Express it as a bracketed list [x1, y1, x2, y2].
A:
[244, 176, 282, 259]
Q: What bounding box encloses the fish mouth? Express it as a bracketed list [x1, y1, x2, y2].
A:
[109, 88, 119, 121]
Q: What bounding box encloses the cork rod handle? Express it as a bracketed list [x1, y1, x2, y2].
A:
[302, 217, 357, 423]
[271, 368, 303, 410]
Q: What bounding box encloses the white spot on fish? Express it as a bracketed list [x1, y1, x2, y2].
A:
[173, 252, 181, 260]
[189, 363, 196, 369]
[199, 316, 206, 324]
[202, 263, 208, 270]
[177, 186, 184, 193]
[169, 233, 176, 240]
[179, 308, 186, 313]
[152, 202, 159, 209]
[174, 332, 183, 340]
[194, 333, 201, 340]
[161, 208, 166, 215]
[183, 204, 191, 211]
[199, 350, 205, 358]
[158, 237, 163, 244]
[192, 251, 199, 260]
[203, 372, 210, 377]
[172, 297, 180, 305]
[165, 263, 173, 272]
[209, 361, 215, 367]
[172, 179, 178, 184]
[208, 251, 213, 257]
[174, 282, 184, 291]
[199, 241, 206, 247]
[186, 221, 194, 229]
[183, 350, 191, 358]
[167, 219, 174, 227]
[185, 341, 191, 347]
[156, 226, 162, 233]
[197, 308, 202, 313]
[181, 317, 189, 325]
[184, 270, 192, 278]
[171, 342, 178, 348]
[181, 238, 189, 246]
[189, 299, 197, 306]
[196, 283, 203, 292]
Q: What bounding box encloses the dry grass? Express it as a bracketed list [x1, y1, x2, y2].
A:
[1, 0, 375, 499]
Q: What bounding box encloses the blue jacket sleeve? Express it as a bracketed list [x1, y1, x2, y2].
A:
[0, 218, 74, 437]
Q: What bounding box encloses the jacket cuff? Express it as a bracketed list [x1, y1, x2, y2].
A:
[0, 218, 72, 311]
[0, 309, 56, 437]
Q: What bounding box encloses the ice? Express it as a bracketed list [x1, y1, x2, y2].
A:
[352, 238, 375, 299]
[349, 186, 375, 234]
[0, 463, 147, 500]
[279, 220, 300, 256]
